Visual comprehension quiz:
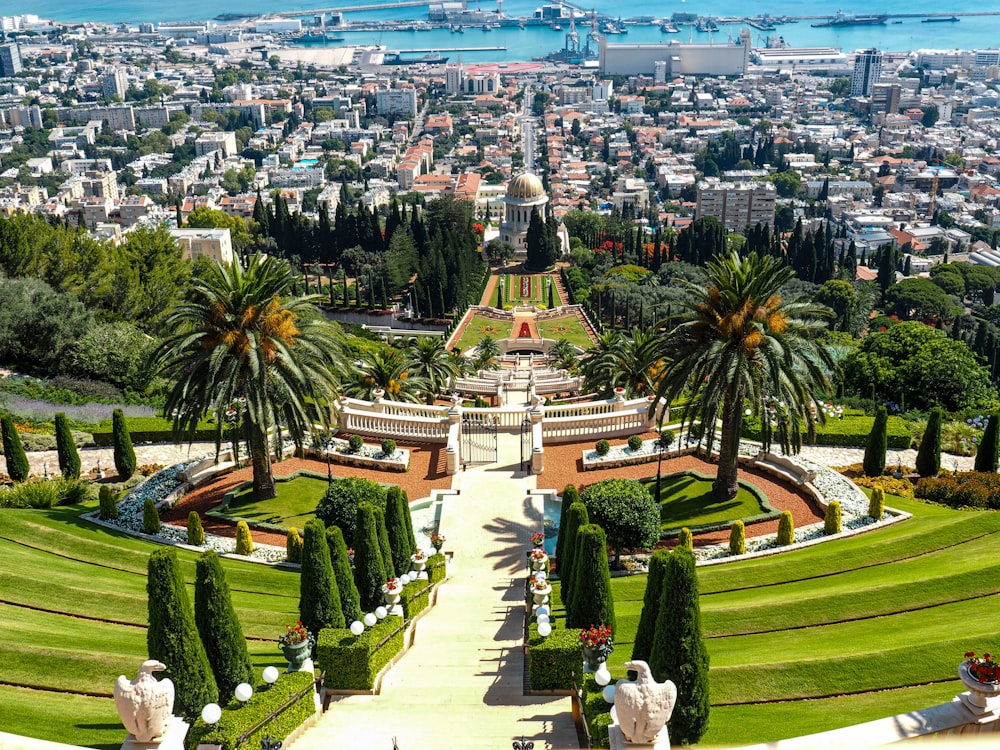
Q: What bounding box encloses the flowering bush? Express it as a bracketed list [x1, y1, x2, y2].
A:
[965, 651, 1000, 683]
[278, 621, 310, 647]
[531, 531, 545, 546]
[579, 624, 613, 649]
[381, 577, 403, 594]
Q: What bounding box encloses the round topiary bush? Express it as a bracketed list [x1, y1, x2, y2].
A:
[824, 500, 841, 535]
[380, 438, 397, 457]
[729, 519, 745, 555]
[187, 511, 205, 545]
[580, 478, 660, 566]
[315, 476, 388, 548]
[143, 497, 161, 535]
[776, 510, 794, 546]
[627, 434, 643, 451]
[348, 434, 364, 454]
[595, 439, 610, 456]
[286, 527, 303, 563]
[235, 521, 253, 556]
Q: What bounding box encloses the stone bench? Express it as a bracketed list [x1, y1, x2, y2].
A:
[179, 458, 237, 488]
[749, 451, 816, 486]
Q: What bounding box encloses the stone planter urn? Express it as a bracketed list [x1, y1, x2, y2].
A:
[959, 662, 1000, 714]
[530, 551, 548, 572]
[530, 582, 551, 607]
[411, 553, 427, 574]
[382, 580, 403, 607]
[280, 638, 312, 671]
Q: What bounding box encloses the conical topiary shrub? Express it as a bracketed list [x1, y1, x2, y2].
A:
[146, 548, 218, 719]
[869, 486, 885, 520]
[235, 521, 253, 556]
[112, 408, 137, 480]
[728, 520, 745, 555]
[824, 500, 841, 535]
[384, 486, 414, 576]
[565, 523, 616, 635]
[631, 549, 671, 665]
[194, 550, 253, 701]
[353, 502, 387, 611]
[648, 547, 709, 745]
[99, 485, 119, 520]
[54, 412, 80, 480]
[143, 498, 161, 535]
[558, 502, 589, 614]
[975, 414, 1000, 473]
[286, 527, 303, 564]
[915, 408, 943, 478]
[863, 406, 888, 477]
[554, 484, 579, 570]
[187, 512, 205, 545]
[326, 525, 362, 624]
[399, 488, 416, 555]
[1, 414, 29, 483]
[299, 518, 344, 634]
[776, 510, 794, 546]
[677, 527, 693, 551]
[373, 505, 396, 579]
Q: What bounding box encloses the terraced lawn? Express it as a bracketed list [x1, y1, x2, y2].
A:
[225, 474, 331, 530]
[535, 314, 594, 349]
[451, 313, 514, 352]
[553, 496, 1000, 746]
[645, 473, 770, 531]
[0, 503, 300, 748]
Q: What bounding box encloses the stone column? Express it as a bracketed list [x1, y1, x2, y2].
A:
[445, 397, 462, 475]
[530, 402, 544, 475]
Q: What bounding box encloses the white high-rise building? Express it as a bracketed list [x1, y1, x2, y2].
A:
[851, 48, 882, 97]
[102, 67, 128, 101]
[445, 63, 463, 94]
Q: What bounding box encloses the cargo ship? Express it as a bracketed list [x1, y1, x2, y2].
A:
[382, 52, 449, 65]
[922, 16, 959, 22]
[811, 11, 888, 27]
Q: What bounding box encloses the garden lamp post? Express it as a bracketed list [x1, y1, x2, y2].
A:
[654, 428, 672, 503]
[512, 738, 535, 750]
[321, 437, 333, 482]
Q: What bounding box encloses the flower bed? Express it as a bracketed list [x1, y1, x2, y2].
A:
[302, 438, 409, 472]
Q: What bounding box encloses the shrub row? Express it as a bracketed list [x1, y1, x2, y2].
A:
[316, 615, 406, 691]
[427, 553, 447, 586]
[0, 478, 92, 508]
[526, 620, 582, 692]
[915, 472, 1000, 510]
[400, 578, 431, 620]
[580, 674, 612, 748]
[90, 416, 218, 446]
[741, 414, 910, 449]
[184, 670, 316, 750]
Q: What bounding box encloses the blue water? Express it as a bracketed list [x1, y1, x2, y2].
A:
[543, 492, 559, 558]
[23, 0, 1000, 61]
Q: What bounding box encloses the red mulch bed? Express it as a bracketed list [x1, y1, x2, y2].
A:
[538, 437, 826, 545]
[161, 444, 451, 547]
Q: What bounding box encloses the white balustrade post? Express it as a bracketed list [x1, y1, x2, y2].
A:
[445, 395, 462, 475]
[372, 388, 385, 412]
[530, 402, 544, 474]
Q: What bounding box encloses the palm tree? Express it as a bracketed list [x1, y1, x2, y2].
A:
[651, 252, 835, 502]
[406, 336, 458, 403]
[154, 254, 342, 499]
[472, 334, 502, 372]
[582, 328, 663, 398]
[348, 346, 428, 403]
[547, 338, 579, 374]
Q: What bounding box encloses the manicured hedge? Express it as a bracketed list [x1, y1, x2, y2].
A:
[90, 416, 218, 446]
[580, 674, 612, 748]
[400, 578, 431, 620]
[527, 621, 582, 691]
[427, 553, 447, 586]
[184, 670, 316, 750]
[741, 414, 910, 449]
[316, 616, 405, 691]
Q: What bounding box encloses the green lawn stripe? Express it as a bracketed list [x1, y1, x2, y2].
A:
[0, 685, 122, 750]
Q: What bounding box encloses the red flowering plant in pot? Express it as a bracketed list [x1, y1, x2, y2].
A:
[964, 651, 1000, 684]
[530, 531, 545, 548]
[278, 621, 314, 666]
[580, 623, 614, 670]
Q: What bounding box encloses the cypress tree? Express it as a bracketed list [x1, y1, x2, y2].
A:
[146, 548, 218, 719]
[326, 525, 362, 624]
[631, 549, 671, 664]
[299, 519, 344, 635]
[373, 505, 397, 579]
[112, 408, 136, 480]
[558, 502, 589, 613]
[399, 489, 416, 557]
[384, 486, 414, 577]
[916, 408, 944, 478]
[975, 414, 1000, 473]
[99, 485, 119, 520]
[824, 500, 841, 535]
[143, 498, 161, 534]
[187, 512, 205, 545]
[863, 406, 888, 477]
[194, 550, 253, 701]
[728, 520, 745, 555]
[776, 510, 795, 546]
[869, 486, 885, 520]
[353, 502, 387, 611]
[54, 412, 80, 480]
[649, 548, 710, 746]
[554, 485, 579, 571]
[1, 414, 29, 483]
[565, 524, 616, 635]
[286, 527, 303, 563]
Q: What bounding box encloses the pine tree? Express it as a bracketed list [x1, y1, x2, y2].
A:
[299, 519, 344, 635]
[373, 505, 397, 579]
[557, 502, 589, 613]
[146, 548, 218, 719]
[353, 502, 387, 611]
[648, 548, 710, 745]
[863, 406, 888, 477]
[326, 525, 362, 624]
[975, 414, 1000, 473]
[194, 550, 253, 701]
[112, 408, 136, 480]
[631, 549, 671, 664]
[384, 486, 415, 577]
[54, 412, 80, 480]
[554, 485, 579, 571]
[1, 414, 29, 483]
[916, 408, 944, 478]
[565, 524, 616, 635]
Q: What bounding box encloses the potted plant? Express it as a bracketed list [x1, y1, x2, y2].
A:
[382, 577, 403, 606]
[530, 531, 545, 549]
[579, 624, 614, 671]
[430, 532, 445, 553]
[530, 547, 548, 571]
[529, 575, 551, 607]
[961, 651, 1000, 711]
[411, 548, 428, 573]
[278, 621, 314, 670]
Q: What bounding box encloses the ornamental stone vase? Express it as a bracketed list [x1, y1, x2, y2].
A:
[384, 586, 402, 607]
[411, 554, 427, 573]
[959, 663, 1000, 713]
[581, 640, 614, 671]
[281, 638, 312, 671]
[531, 584, 551, 607]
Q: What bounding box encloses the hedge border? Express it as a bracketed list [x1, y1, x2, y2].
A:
[741, 414, 911, 450]
[527, 620, 582, 692]
[316, 615, 406, 691]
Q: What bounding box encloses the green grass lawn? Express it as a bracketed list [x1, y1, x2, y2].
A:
[535, 315, 594, 349]
[553, 494, 1000, 746]
[0, 502, 301, 748]
[225, 475, 331, 530]
[452, 313, 514, 352]
[646, 473, 768, 531]
[500, 274, 562, 306]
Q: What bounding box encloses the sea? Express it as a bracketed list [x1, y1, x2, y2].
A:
[22, 0, 1000, 63]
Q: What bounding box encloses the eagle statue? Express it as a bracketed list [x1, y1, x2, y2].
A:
[114, 660, 176, 742]
[614, 660, 677, 744]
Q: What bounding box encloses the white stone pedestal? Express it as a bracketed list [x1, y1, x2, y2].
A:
[290, 656, 314, 674]
[121, 716, 189, 750]
[389, 604, 404, 617]
[608, 724, 669, 750]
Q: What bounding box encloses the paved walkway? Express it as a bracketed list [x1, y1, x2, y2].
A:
[292, 466, 578, 750]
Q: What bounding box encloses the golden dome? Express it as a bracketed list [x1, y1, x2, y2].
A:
[505, 172, 546, 202]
